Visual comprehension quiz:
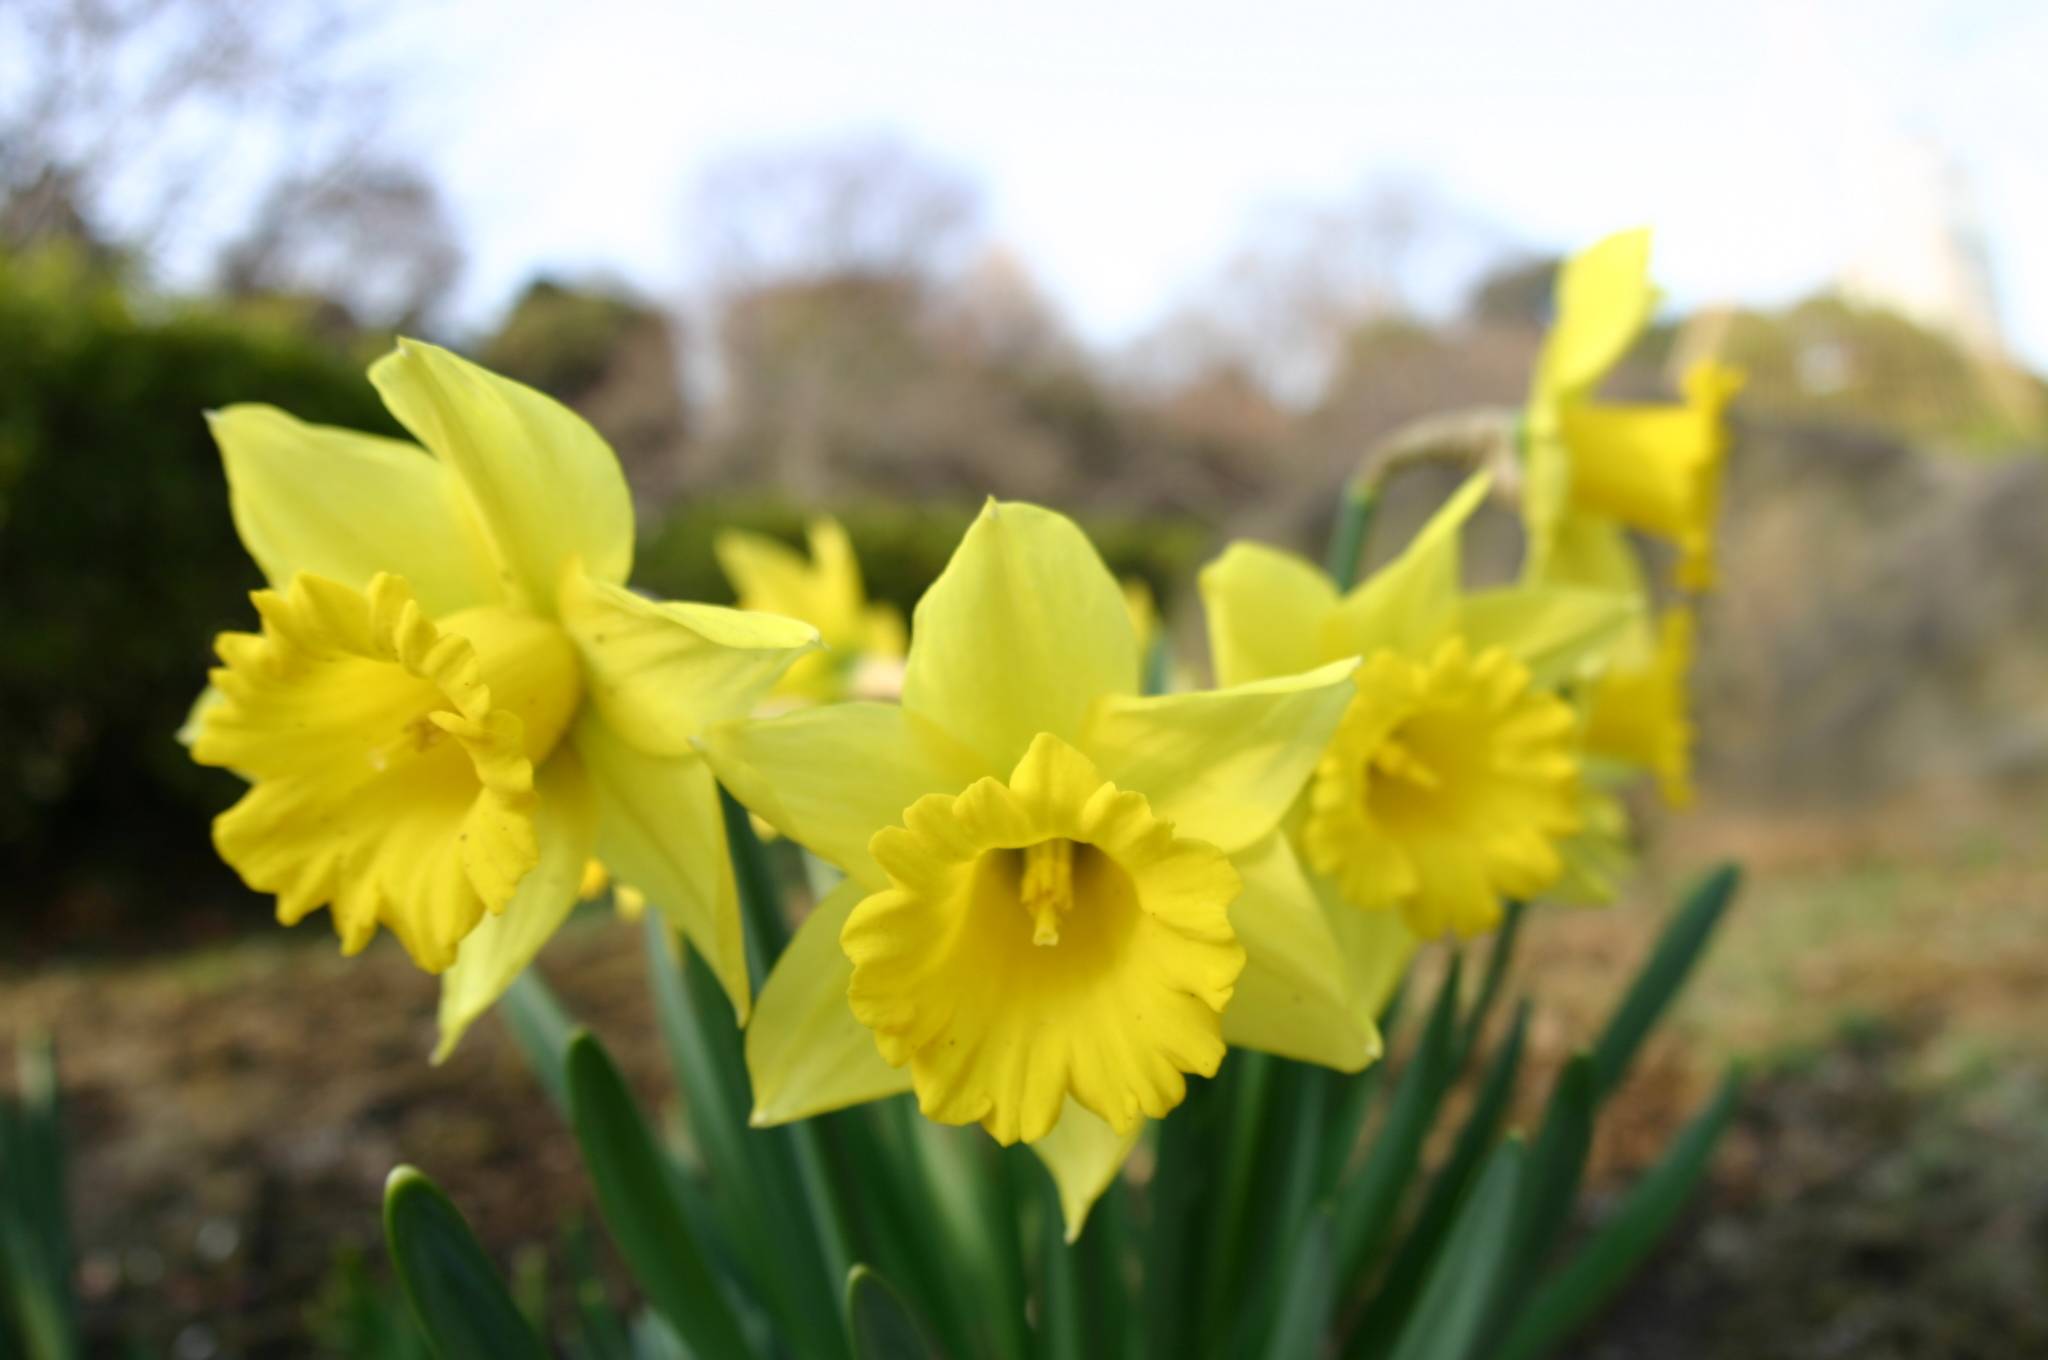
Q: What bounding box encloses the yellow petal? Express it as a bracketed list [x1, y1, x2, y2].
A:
[1534, 228, 1657, 401]
[1457, 586, 1641, 688]
[1221, 833, 1382, 1071]
[208, 405, 500, 616]
[1327, 474, 1490, 659]
[902, 500, 1139, 773]
[1083, 660, 1359, 855]
[1197, 542, 1341, 687]
[699, 703, 991, 889]
[1319, 873, 1420, 1021]
[369, 339, 635, 611]
[1531, 512, 1645, 598]
[560, 567, 819, 757]
[573, 711, 752, 1022]
[1030, 1099, 1142, 1242]
[714, 527, 818, 622]
[176, 684, 225, 750]
[1583, 608, 1696, 807]
[745, 879, 912, 1125]
[434, 748, 597, 1060]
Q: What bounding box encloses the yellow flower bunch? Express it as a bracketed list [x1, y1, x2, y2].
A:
[186, 342, 820, 1054]
[184, 267, 1738, 1237]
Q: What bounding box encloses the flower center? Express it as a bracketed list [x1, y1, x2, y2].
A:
[843, 732, 1244, 1144]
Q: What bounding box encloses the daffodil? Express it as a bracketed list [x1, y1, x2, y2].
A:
[1582, 606, 1696, 807]
[186, 341, 819, 1055]
[1202, 477, 1637, 941]
[715, 517, 906, 704]
[1523, 229, 1744, 594]
[699, 500, 1376, 1236]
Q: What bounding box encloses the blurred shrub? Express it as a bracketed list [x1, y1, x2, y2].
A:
[1721, 297, 2047, 453]
[0, 247, 397, 929]
[635, 494, 1210, 620]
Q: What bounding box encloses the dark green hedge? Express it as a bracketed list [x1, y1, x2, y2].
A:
[0, 255, 1207, 948]
[0, 253, 400, 930]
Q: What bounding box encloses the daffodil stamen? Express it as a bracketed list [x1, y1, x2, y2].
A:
[1370, 738, 1442, 793]
[1019, 838, 1079, 945]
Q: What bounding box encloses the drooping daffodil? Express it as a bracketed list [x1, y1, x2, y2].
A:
[700, 500, 1380, 1236]
[1522, 229, 1744, 594]
[715, 517, 906, 705]
[1201, 476, 1637, 941]
[185, 341, 819, 1056]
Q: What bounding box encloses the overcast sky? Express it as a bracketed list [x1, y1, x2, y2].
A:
[357, 0, 2048, 368]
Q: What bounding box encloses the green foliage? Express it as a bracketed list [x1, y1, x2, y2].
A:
[477, 280, 654, 400]
[382, 1169, 547, 1360]
[1721, 296, 2048, 453]
[0, 1038, 75, 1360]
[383, 808, 1747, 1360]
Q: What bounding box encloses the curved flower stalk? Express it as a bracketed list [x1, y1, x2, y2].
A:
[699, 500, 1373, 1236]
[1202, 476, 1638, 943]
[1522, 229, 1745, 595]
[184, 341, 820, 1056]
[715, 517, 907, 704]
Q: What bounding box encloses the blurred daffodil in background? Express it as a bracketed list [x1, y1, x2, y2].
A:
[185, 342, 819, 1055]
[1202, 476, 1636, 941]
[701, 499, 1382, 1234]
[1583, 606, 1697, 808]
[716, 516, 907, 704]
[1522, 228, 1745, 595]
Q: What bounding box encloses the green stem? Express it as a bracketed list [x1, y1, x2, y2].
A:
[1325, 480, 1379, 590]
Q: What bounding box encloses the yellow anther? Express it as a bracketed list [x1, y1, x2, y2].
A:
[1371, 736, 1442, 792]
[1020, 839, 1077, 946]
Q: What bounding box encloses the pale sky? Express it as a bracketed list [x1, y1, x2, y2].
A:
[353, 0, 2048, 369]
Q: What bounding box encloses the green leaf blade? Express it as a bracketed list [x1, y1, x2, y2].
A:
[1497, 1067, 1745, 1360]
[565, 1030, 756, 1360]
[382, 1166, 548, 1360]
[1591, 864, 1739, 1100]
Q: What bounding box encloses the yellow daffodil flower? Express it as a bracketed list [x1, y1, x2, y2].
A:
[1523, 229, 1744, 593]
[186, 341, 819, 1056]
[699, 500, 1375, 1237]
[1202, 477, 1638, 942]
[715, 517, 906, 704]
[1582, 606, 1696, 807]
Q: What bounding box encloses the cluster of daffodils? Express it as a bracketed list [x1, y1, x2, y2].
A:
[187, 230, 1735, 1236]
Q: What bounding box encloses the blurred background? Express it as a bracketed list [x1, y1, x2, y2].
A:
[3, 0, 2046, 1354]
